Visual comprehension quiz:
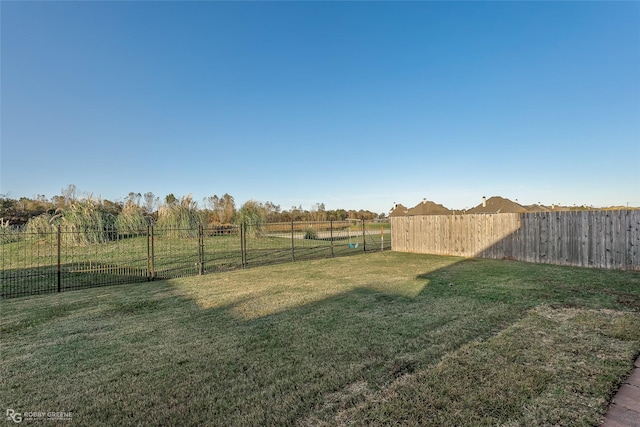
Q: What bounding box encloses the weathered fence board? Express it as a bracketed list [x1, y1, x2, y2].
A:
[391, 210, 640, 270]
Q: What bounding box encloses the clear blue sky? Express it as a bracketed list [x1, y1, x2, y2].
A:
[2, 1, 639, 214]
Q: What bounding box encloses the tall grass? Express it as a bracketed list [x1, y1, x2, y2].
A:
[24, 213, 57, 242]
[27, 198, 117, 245]
[156, 195, 203, 238]
[236, 200, 266, 237]
[115, 203, 149, 235]
[25, 200, 139, 245]
[0, 219, 23, 243]
[59, 199, 116, 245]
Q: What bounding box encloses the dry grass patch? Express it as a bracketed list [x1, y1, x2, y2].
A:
[331, 306, 640, 426]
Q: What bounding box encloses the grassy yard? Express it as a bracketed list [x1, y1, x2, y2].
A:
[1, 252, 639, 426]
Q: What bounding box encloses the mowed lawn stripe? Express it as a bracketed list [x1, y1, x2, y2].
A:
[330, 306, 640, 426]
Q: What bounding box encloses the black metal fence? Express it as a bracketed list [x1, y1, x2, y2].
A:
[1, 220, 391, 299]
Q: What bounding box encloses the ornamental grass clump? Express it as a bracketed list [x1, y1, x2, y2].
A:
[61, 199, 116, 245]
[41, 198, 116, 245]
[156, 195, 203, 238]
[25, 214, 57, 242]
[235, 200, 267, 238]
[116, 203, 149, 236]
[304, 227, 318, 240]
[0, 219, 23, 243]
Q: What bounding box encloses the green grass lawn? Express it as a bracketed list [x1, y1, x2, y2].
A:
[1, 252, 639, 426]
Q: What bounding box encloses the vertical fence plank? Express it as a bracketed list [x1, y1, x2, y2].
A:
[630, 211, 640, 270]
[579, 211, 588, 267]
[627, 210, 634, 268]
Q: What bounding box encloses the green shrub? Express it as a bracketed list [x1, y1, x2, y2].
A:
[304, 227, 318, 240]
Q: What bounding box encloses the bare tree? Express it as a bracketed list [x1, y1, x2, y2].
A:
[61, 184, 78, 206]
[143, 192, 158, 215]
[125, 192, 142, 207]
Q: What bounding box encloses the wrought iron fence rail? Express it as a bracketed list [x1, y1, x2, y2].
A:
[1, 220, 391, 298]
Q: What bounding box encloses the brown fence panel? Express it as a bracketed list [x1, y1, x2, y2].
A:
[391, 210, 640, 270]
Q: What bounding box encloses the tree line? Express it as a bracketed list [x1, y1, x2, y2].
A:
[0, 184, 385, 228]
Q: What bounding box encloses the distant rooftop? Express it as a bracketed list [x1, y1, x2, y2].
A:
[407, 200, 452, 216]
[466, 196, 527, 214]
[388, 196, 614, 217]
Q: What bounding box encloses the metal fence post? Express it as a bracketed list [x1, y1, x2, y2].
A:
[198, 224, 205, 275]
[150, 225, 155, 280]
[147, 225, 151, 281]
[240, 222, 246, 267]
[330, 220, 334, 257]
[362, 219, 366, 252]
[291, 219, 295, 261]
[243, 222, 248, 267]
[57, 225, 61, 292]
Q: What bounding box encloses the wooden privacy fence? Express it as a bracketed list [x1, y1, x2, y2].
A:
[391, 210, 640, 270]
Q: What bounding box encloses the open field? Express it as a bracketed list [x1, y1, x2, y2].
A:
[1, 252, 639, 425]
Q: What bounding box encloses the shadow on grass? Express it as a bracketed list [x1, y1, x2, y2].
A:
[0, 262, 150, 299]
[417, 257, 640, 311]
[1, 254, 639, 426]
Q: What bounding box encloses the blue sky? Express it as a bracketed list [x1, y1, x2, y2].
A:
[2, 1, 639, 214]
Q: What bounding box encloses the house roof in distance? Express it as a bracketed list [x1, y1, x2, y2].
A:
[407, 200, 452, 215]
[389, 203, 409, 217]
[390, 197, 639, 217]
[466, 196, 527, 214]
